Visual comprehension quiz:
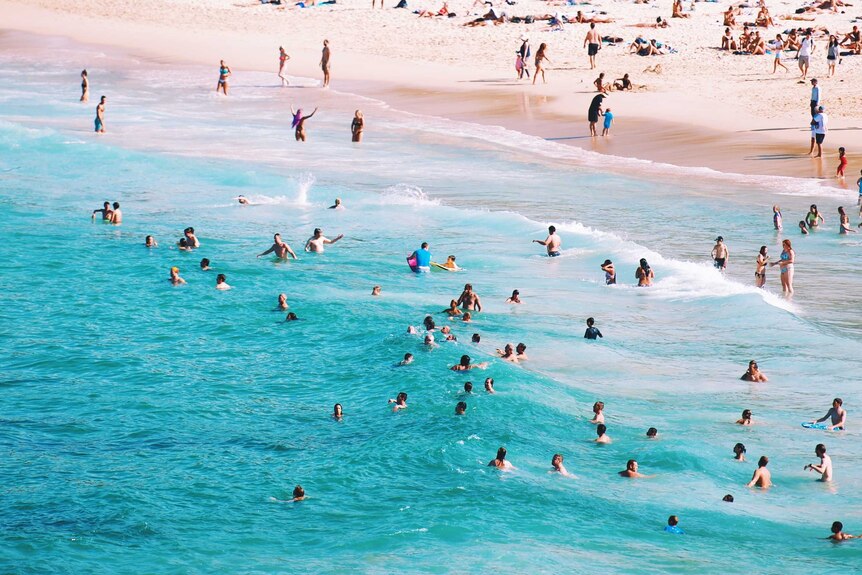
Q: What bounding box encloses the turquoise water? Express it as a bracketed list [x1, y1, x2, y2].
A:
[2, 32, 862, 573]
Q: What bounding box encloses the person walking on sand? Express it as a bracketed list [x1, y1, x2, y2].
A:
[320, 40, 331, 88]
[827, 35, 839, 77]
[812, 106, 828, 158]
[94, 95, 106, 133]
[584, 23, 601, 69]
[80, 70, 89, 102]
[278, 46, 291, 87]
[291, 106, 318, 142]
[532, 43, 550, 85]
[770, 238, 795, 294]
[602, 108, 614, 136]
[711, 236, 729, 271]
[351, 110, 364, 142]
[518, 34, 531, 79]
[216, 60, 231, 95]
[797, 33, 814, 80]
[770, 35, 788, 73]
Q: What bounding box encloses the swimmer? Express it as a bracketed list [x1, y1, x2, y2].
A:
[497, 344, 519, 363]
[437, 255, 461, 271]
[533, 225, 562, 257]
[636, 258, 654, 286]
[388, 391, 408, 412]
[178, 239, 192, 251]
[746, 456, 772, 488]
[278, 293, 288, 310]
[91, 201, 112, 221]
[424, 334, 437, 347]
[601, 259, 616, 284]
[399, 353, 414, 366]
[584, 317, 603, 340]
[407, 325, 418, 334]
[183, 227, 200, 248]
[236, 195, 250, 206]
[456, 284, 482, 312]
[595, 423, 611, 444]
[505, 289, 522, 304]
[484, 377, 495, 393]
[810, 398, 846, 430]
[711, 236, 728, 271]
[488, 447, 515, 470]
[285, 312, 299, 321]
[515, 343, 528, 361]
[289, 485, 305, 502]
[215, 273, 231, 290]
[258, 233, 298, 260]
[460, 313, 471, 324]
[105, 202, 122, 224]
[304, 228, 343, 253]
[826, 521, 857, 541]
[409, 242, 432, 273]
[773, 205, 783, 230]
[723, 494, 734, 503]
[737, 409, 753, 426]
[804, 443, 833, 481]
[328, 198, 344, 210]
[424, 316, 436, 331]
[741, 360, 768, 382]
[646, 427, 658, 438]
[440, 325, 456, 341]
[455, 401, 467, 415]
[551, 453, 574, 477]
[333, 403, 343, 420]
[664, 516, 684, 535]
[733, 442, 747, 461]
[755, 246, 768, 288]
[371, 285, 381, 296]
[463, 382, 473, 394]
[838, 206, 857, 234]
[199, 258, 210, 271]
[590, 401, 605, 424]
[443, 299, 463, 317]
[451, 355, 487, 371]
[145, 235, 158, 248]
[472, 333, 481, 344]
[619, 459, 648, 478]
[169, 266, 186, 285]
[290, 106, 318, 142]
[799, 220, 809, 235]
[770, 239, 795, 294]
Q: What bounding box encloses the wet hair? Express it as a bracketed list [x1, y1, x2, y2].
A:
[758, 456, 769, 467]
[216, 274, 226, 283]
[668, 515, 678, 526]
[597, 424, 607, 436]
[200, 258, 210, 267]
[472, 333, 481, 343]
[464, 381, 473, 392]
[484, 377, 494, 389]
[314, 228, 321, 235]
[397, 392, 407, 403]
[179, 238, 189, 248]
[833, 398, 843, 406]
[404, 353, 413, 361]
[646, 427, 657, 437]
[626, 459, 637, 470]
[734, 442, 746, 454]
[464, 283, 473, 291]
[82, 69, 88, 76]
[113, 202, 120, 209]
[463, 312, 472, 321]
[333, 403, 342, 415]
[552, 453, 563, 464]
[548, 225, 556, 233]
[586, 317, 595, 327]
[639, 258, 650, 271]
[816, 443, 826, 455]
[516, 343, 526, 353]
[722, 494, 734, 503]
[602, 259, 613, 266]
[496, 447, 507, 460]
[839, 206, 847, 217]
[593, 401, 604, 413]
[460, 355, 471, 366]
[455, 401, 467, 414]
[759, 245, 767, 256]
[421, 242, 428, 249]
[293, 485, 304, 498]
[832, 521, 843, 533]
[145, 235, 154, 244]
[286, 312, 298, 321]
[424, 316, 436, 330]
[511, 289, 519, 296]
[742, 409, 752, 420]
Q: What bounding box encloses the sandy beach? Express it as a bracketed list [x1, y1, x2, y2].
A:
[3, 0, 862, 179]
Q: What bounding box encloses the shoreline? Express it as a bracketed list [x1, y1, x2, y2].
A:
[2, 0, 861, 184]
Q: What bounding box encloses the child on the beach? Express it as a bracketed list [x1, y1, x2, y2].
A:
[602, 108, 614, 136]
[515, 52, 529, 79]
[837, 147, 847, 178]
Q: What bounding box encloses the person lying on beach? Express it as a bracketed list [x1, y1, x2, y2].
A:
[451, 354, 488, 371]
[418, 2, 449, 16]
[574, 10, 615, 23]
[741, 360, 768, 382]
[388, 391, 408, 411]
[594, 73, 611, 93]
[746, 456, 772, 488]
[628, 16, 669, 28]
[826, 522, 857, 541]
[619, 459, 649, 478]
[671, 0, 690, 18]
[464, 8, 505, 25]
[488, 447, 515, 470]
[496, 344, 519, 362]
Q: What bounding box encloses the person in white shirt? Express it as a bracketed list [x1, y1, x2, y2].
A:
[797, 34, 814, 79]
[812, 106, 828, 157]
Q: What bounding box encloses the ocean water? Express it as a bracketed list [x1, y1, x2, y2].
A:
[1, 31, 862, 574]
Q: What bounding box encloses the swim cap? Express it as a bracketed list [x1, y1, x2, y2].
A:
[171, 267, 179, 273]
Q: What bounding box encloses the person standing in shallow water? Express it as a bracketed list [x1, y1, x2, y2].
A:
[216, 60, 231, 95]
[351, 110, 364, 142]
[291, 106, 318, 142]
[80, 70, 89, 103]
[770, 239, 795, 294]
[320, 40, 331, 88]
[278, 47, 290, 87]
[94, 96, 106, 133]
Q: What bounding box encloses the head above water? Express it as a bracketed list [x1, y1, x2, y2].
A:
[734, 442, 746, 455]
[548, 225, 556, 234]
[723, 494, 734, 503]
[758, 455, 769, 467]
[597, 423, 607, 436]
[586, 317, 595, 327]
[421, 242, 428, 249]
[646, 427, 657, 438]
[496, 447, 507, 461]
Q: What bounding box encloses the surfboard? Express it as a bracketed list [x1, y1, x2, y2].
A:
[431, 262, 462, 272]
[801, 422, 842, 431]
[406, 255, 418, 272]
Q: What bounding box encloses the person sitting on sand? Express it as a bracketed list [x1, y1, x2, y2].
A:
[619, 459, 648, 478]
[722, 27, 739, 50]
[750, 31, 767, 54]
[827, 521, 857, 541]
[741, 360, 768, 382]
[724, 6, 738, 27]
[747, 456, 772, 488]
[612, 74, 633, 91]
[595, 423, 611, 443]
[671, 0, 689, 18]
[810, 397, 846, 430]
[451, 354, 488, 371]
[594, 72, 611, 93]
[638, 39, 664, 56]
[497, 343, 519, 362]
[388, 391, 408, 412]
[785, 29, 801, 50]
[755, 5, 775, 27]
[443, 299, 463, 316]
[737, 409, 753, 425]
[840, 25, 861, 53]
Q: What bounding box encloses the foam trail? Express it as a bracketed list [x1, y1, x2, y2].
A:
[295, 173, 315, 205]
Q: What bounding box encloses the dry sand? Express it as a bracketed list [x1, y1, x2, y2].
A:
[3, 0, 862, 179]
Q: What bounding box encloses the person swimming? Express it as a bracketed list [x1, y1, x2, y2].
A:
[200, 258, 211, 271]
[488, 447, 515, 470]
[443, 299, 463, 316]
[333, 403, 343, 420]
[145, 235, 158, 248]
[809, 398, 846, 431]
[455, 401, 467, 415]
[285, 312, 299, 321]
[737, 409, 753, 425]
[646, 427, 657, 438]
[619, 459, 647, 478]
[515, 343, 528, 361]
[733, 442, 746, 461]
[551, 453, 573, 476]
[169, 266, 186, 286]
[636, 258, 654, 286]
[595, 423, 611, 444]
[484, 377, 495, 393]
[278, 293, 289, 310]
[399, 353, 414, 366]
[497, 344, 519, 363]
[664, 516, 684, 535]
[584, 317, 603, 339]
[741, 360, 768, 382]
[388, 391, 408, 412]
[827, 521, 857, 541]
[215, 273, 231, 290]
[804, 443, 833, 481]
[601, 259, 616, 285]
[747, 456, 772, 488]
[590, 401, 605, 424]
[371, 285, 381, 296]
[506, 289, 522, 304]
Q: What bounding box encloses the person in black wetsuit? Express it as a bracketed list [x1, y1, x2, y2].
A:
[584, 317, 603, 340]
